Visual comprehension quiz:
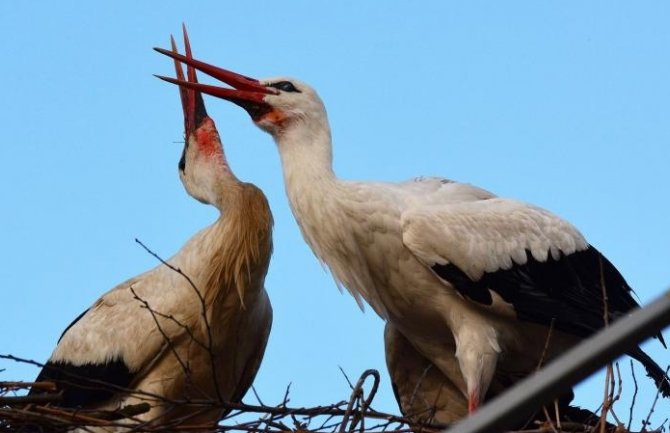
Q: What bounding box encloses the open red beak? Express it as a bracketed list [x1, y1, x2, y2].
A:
[155, 38, 276, 120]
[170, 25, 208, 137]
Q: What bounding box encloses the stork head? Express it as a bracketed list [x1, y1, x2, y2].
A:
[168, 27, 237, 207]
[154, 50, 328, 140]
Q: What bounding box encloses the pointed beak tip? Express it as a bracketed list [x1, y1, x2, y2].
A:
[155, 41, 275, 120]
[154, 74, 178, 86]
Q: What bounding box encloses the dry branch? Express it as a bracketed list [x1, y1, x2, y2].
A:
[2, 364, 666, 433]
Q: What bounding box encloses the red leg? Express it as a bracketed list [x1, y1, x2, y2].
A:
[468, 389, 480, 413]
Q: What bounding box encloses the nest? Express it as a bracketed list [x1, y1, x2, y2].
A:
[2, 362, 667, 433]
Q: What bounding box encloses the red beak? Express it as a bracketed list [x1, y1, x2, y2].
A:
[170, 25, 208, 137]
[154, 40, 276, 120]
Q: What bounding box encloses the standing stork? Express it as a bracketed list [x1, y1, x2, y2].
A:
[154, 50, 670, 416]
[30, 28, 273, 429]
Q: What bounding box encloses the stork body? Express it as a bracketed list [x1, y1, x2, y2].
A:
[279, 165, 585, 411]
[31, 31, 273, 429]
[154, 51, 670, 415]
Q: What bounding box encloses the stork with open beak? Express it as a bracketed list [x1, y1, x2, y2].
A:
[30, 28, 273, 429]
[154, 49, 670, 417]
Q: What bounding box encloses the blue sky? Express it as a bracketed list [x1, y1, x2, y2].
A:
[2, 1, 668, 428]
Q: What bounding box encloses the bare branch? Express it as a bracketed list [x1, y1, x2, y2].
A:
[3, 353, 668, 433]
[135, 237, 223, 402]
[642, 365, 670, 431]
[628, 360, 638, 432]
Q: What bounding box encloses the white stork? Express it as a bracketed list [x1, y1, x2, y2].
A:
[30, 28, 273, 428]
[154, 50, 670, 415]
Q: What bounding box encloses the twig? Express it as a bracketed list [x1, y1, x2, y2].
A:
[0, 393, 62, 405]
[280, 383, 292, 408]
[130, 286, 192, 380]
[627, 360, 638, 432]
[251, 385, 265, 406]
[145, 307, 210, 350]
[31, 404, 121, 426]
[537, 319, 556, 370]
[339, 369, 380, 433]
[407, 363, 433, 413]
[135, 238, 223, 402]
[518, 319, 559, 433]
[642, 365, 670, 431]
[339, 366, 355, 390]
[0, 381, 57, 392]
[541, 406, 559, 433]
[599, 255, 611, 433]
[608, 362, 624, 427]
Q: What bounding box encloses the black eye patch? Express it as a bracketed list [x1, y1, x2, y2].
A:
[269, 81, 301, 93]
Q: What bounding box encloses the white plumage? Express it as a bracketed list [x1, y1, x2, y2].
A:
[31, 29, 273, 429]
[402, 195, 588, 280]
[155, 50, 670, 417]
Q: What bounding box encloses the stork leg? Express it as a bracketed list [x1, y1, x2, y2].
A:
[453, 328, 500, 416]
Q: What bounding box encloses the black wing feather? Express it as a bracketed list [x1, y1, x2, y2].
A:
[432, 245, 670, 397]
[31, 359, 134, 407]
[433, 246, 638, 337]
[29, 308, 136, 407]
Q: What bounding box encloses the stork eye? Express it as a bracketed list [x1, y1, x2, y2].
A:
[270, 81, 301, 93]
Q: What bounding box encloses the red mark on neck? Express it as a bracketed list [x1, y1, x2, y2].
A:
[194, 117, 223, 157]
